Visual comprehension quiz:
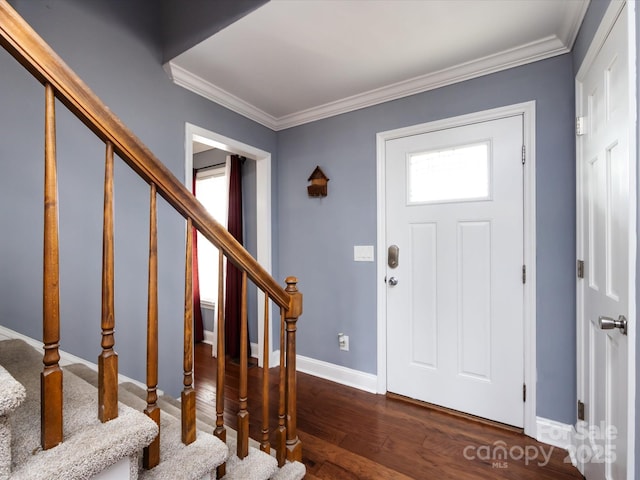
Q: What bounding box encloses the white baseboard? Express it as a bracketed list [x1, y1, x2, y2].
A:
[536, 416, 575, 450]
[202, 329, 216, 347]
[265, 348, 378, 393]
[251, 342, 259, 359]
[296, 355, 378, 393]
[0, 325, 160, 395]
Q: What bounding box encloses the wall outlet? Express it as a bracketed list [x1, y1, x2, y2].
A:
[338, 333, 349, 351]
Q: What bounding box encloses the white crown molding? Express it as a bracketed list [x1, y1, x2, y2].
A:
[165, 62, 280, 130]
[559, 0, 591, 48]
[277, 35, 567, 130]
[168, 34, 572, 131]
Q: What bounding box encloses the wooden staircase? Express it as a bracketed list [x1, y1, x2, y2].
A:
[0, 1, 303, 478]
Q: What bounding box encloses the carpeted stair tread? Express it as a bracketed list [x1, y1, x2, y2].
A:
[222, 446, 278, 480]
[116, 380, 304, 480]
[65, 363, 305, 480]
[0, 366, 26, 416]
[0, 365, 27, 480]
[0, 339, 158, 480]
[269, 461, 307, 480]
[116, 382, 279, 480]
[62, 364, 227, 480]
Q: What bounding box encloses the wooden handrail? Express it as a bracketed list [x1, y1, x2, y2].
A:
[0, 0, 290, 309]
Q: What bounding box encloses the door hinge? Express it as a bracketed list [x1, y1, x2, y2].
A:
[523, 384, 527, 402]
[522, 265, 526, 284]
[522, 145, 526, 165]
[577, 260, 584, 279]
[578, 400, 585, 421]
[576, 116, 586, 136]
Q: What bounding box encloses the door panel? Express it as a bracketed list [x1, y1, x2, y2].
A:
[386, 115, 524, 427]
[577, 5, 629, 478]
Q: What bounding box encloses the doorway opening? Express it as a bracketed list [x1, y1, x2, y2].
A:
[185, 123, 274, 367]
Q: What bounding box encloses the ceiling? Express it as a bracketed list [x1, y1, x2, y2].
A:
[166, 0, 589, 131]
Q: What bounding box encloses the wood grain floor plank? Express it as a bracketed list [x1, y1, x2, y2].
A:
[193, 343, 584, 480]
[300, 431, 415, 480]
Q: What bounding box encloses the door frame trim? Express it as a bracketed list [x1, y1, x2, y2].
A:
[184, 122, 275, 368]
[575, 1, 636, 477]
[376, 101, 537, 436]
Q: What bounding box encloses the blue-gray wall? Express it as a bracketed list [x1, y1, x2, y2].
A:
[0, 0, 276, 396]
[573, 0, 611, 71]
[277, 56, 577, 423]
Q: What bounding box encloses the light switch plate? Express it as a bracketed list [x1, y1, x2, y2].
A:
[354, 245, 374, 262]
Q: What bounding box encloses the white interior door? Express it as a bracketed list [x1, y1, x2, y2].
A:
[385, 115, 524, 427]
[577, 4, 630, 478]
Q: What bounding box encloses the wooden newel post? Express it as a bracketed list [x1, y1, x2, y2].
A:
[284, 276, 302, 462]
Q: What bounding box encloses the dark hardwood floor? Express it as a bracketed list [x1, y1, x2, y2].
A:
[193, 343, 583, 479]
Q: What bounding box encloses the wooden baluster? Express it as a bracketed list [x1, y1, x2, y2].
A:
[143, 183, 160, 469]
[182, 218, 196, 445]
[99, 141, 118, 423]
[284, 277, 303, 462]
[260, 293, 270, 454]
[214, 251, 226, 479]
[42, 82, 63, 450]
[237, 270, 249, 459]
[276, 307, 287, 467]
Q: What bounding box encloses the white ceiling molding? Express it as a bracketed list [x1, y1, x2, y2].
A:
[558, 0, 591, 48]
[276, 35, 569, 130]
[165, 62, 279, 130]
[167, 33, 571, 132]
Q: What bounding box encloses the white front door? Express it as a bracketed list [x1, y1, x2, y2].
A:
[577, 4, 630, 478]
[385, 115, 524, 427]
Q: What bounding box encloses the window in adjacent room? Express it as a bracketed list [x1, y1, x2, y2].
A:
[195, 165, 228, 304]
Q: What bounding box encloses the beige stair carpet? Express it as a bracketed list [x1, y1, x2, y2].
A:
[66, 363, 305, 480]
[0, 365, 26, 480]
[60, 365, 229, 480]
[0, 339, 158, 480]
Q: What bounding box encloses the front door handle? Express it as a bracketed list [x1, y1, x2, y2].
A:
[388, 277, 398, 286]
[598, 315, 628, 335]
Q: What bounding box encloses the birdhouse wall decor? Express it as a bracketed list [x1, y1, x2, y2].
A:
[307, 166, 329, 197]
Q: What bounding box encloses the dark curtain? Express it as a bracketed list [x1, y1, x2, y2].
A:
[225, 155, 244, 358]
[192, 171, 204, 343]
